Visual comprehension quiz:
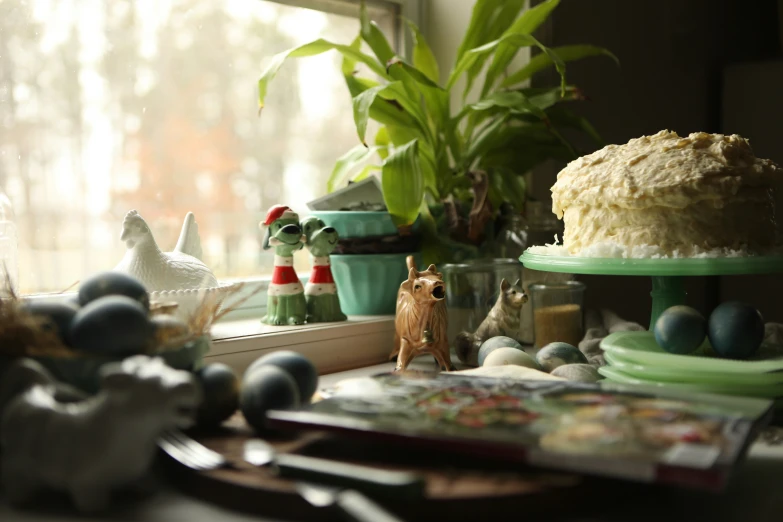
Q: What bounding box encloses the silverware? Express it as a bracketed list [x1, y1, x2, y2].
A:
[243, 438, 426, 499]
[158, 429, 234, 470]
[296, 482, 405, 522]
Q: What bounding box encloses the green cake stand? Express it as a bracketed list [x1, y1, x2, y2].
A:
[519, 250, 783, 330]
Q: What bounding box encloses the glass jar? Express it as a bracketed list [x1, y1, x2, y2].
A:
[492, 212, 528, 260]
[518, 201, 573, 343]
[440, 258, 522, 349]
[529, 281, 586, 349]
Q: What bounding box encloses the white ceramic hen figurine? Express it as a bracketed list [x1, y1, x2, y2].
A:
[114, 210, 218, 291]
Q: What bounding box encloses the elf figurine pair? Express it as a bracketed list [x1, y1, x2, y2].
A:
[260, 205, 346, 325]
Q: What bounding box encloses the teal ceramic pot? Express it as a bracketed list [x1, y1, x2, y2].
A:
[331, 252, 423, 315]
[0, 336, 211, 394]
[309, 211, 420, 239]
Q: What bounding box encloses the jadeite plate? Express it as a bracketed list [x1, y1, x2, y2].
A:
[598, 366, 783, 399]
[600, 331, 783, 374]
[603, 351, 783, 386]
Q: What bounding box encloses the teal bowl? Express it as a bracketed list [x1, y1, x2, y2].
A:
[309, 211, 419, 239]
[331, 252, 423, 315]
[0, 336, 211, 394]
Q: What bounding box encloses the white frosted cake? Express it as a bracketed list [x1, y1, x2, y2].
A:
[549, 130, 783, 258]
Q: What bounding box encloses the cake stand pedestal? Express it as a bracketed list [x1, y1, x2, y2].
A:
[519, 251, 783, 329]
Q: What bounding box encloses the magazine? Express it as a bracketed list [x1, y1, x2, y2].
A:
[266, 372, 774, 491]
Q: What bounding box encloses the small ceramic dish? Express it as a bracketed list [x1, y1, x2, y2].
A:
[598, 365, 783, 399]
[149, 283, 236, 321]
[603, 351, 783, 386]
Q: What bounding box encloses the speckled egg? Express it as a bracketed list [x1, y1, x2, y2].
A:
[708, 302, 765, 360]
[536, 342, 587, 372]
[78, 271, 150, 311]
[654, 305, 706, 355]
[20, 300, 80, 345]
[245, 351, 318, 403]
[195, 363, 240, 428]
[69, 295, 153, 355]
[477, 336, 524, 366]
[240, 366, 300, 433]
[482, 347, 541, 370]
[551, 363, 601, 383]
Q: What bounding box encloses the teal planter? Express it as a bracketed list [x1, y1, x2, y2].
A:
[309, 211, 419, 239]
[331, 252, 422, 315]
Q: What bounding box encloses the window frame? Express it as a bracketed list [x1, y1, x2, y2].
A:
[15, 0, 422, 375]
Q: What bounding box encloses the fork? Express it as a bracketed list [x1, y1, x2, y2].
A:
[158, 429, 234, 470]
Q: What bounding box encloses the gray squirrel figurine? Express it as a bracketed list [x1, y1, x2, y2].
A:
[454, 278, 527, 366]
[0, 356, 200, 512]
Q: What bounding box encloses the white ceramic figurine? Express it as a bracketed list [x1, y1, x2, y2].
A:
[0, 355, 201, 512]
[114, 210, 218, 291]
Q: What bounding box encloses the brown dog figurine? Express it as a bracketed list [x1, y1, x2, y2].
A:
[390, 256, 452, 372]
[454, 278, 527, 366]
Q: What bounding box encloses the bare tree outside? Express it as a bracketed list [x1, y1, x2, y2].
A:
[0, 0, 393, 294]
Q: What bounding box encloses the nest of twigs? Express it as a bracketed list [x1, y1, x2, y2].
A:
[0, 275, 265, 359]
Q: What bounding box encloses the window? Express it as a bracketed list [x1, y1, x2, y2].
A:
[0, 0, 415, 295]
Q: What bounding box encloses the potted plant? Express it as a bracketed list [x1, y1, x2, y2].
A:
[257, 0, 617, 265]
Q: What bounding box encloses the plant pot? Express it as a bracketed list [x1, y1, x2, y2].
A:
[309, 211, 420, 239]
[331, 252, 422, 315]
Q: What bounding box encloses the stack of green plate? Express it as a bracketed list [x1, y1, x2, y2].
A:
[598, 331, 783, 400]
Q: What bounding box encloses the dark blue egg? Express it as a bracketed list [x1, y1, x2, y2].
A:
[70, 295, 153, 355]
[195, 363, 239, 428]
[78, 271, 150, 311]
[536, 342, 587, 371]
[708, 302, 764, 359]
[478, 336, 523, 366]
[654, 305, 707, 355]
[20, 300, 80, 345]
[245, 351, 318, 402]
[240, 366, 300, 433]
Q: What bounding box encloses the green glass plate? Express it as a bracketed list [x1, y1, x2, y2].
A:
[604, 351, 783, 386]
[601, 331, 783, 374]
[598, 366, 783, 399]
[519, 250, 783, 276]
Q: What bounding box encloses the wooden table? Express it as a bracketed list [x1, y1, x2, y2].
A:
[2, 362, 783, 522]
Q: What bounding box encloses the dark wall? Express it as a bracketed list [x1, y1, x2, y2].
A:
[531, 0, 782, 326]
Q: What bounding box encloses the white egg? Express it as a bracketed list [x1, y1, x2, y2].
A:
[482, 347, 541, 370]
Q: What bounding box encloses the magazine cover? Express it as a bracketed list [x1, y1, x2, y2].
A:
[266, 372, 775, 491]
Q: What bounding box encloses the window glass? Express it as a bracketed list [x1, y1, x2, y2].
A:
[0, 0, 397, 294]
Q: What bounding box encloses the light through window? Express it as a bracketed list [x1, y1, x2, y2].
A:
[0, 0, 399, 294]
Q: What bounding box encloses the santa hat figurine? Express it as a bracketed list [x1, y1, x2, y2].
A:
[262, 205, 299, 226]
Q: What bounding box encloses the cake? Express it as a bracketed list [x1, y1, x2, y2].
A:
[550, 130, 783, 257]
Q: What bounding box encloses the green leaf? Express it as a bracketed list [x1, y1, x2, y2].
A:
[353, 164, 381, 183]
[386, 58, 443, 90]
[382, 139, 424, 228]
[352, 84, 391, 146]
[387, 57, 449, 132]
[502, 45, 619, 88]
[327, 144, 383, 192]
[461, 0, 528, 100]
[454, 0, 506, 68]
[259, 38, 387, 111]
[405, 19, 440, 83]
[341, 34, 363, 77]
[374, 126, 390, 159]
[469, 91, 548, 121]
[464, 114, 509, 168]
[546, 105, 605, 147]
[481, 0, 561, 97]
[448, 33, 561, 93]
[360, 1, 395, 65]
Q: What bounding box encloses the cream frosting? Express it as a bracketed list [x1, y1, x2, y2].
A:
[550, 130, 783, 257]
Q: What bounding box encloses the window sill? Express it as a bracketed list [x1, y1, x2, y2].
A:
[207, 315, 396, 375]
